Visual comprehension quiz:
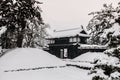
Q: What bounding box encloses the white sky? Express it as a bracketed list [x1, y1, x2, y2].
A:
[39, 0, 119, 30]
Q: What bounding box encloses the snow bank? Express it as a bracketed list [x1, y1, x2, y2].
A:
[0, 48, 93, 80]
[0, 48, 65, 70]
[64, 52, 108, 69]
[73, 52, 108, 62]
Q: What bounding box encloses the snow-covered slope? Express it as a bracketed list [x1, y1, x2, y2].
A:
[65, 52, 109, 69]
[0, 48, 65, 71]
[73, 52, 108, 62]
[0, 48, 92, 80]
[0, 67, 92, 80]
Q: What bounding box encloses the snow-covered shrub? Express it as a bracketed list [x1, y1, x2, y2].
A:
[89, 46, 120, 80]
[92, 71, 120, 80]
[90, 54, 120, 80]
[110, 71, 120, 80]
[92, 76, 106, 80]
[90, 68, 108, 80]
[104, 47, 120, 59]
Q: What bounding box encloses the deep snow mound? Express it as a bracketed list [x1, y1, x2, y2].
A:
[0, 48, 65, 70]
[73, 52, 108, 62]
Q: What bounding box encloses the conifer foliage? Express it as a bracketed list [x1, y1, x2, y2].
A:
[87, 2, 120, 80]
[87, 4, 117, 45]
[0, 0, 47, 49]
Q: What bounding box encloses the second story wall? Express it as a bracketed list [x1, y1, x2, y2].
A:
[47, 36, 89, 45]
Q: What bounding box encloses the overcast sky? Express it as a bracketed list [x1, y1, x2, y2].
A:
[39, 0, 119, 30]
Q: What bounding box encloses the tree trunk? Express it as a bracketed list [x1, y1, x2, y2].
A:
[17, 33, 24, 48]
[16, 20, 26, 48]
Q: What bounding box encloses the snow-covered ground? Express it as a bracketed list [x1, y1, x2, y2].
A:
[0, 48, 66, 71]
[0, 67, 92, 80]
[0, 48, 93, 80]
[0, 48, 110, 80]
[73, 52, 108, 62]
[64, 52, 109, 69]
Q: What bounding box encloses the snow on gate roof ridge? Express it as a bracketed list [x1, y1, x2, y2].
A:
[49, 26, 90, 38]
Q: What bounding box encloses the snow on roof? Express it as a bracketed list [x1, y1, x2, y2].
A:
[49, 27, 90, 38]
[78, 44, 107, 49]
[0, 48, 65, 70]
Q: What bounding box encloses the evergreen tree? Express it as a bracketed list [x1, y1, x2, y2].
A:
[87, 2, 120, 80]
[0, 0, 45, 49]
[23, 22, 49, 48]
[87, 4, 116, 45]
